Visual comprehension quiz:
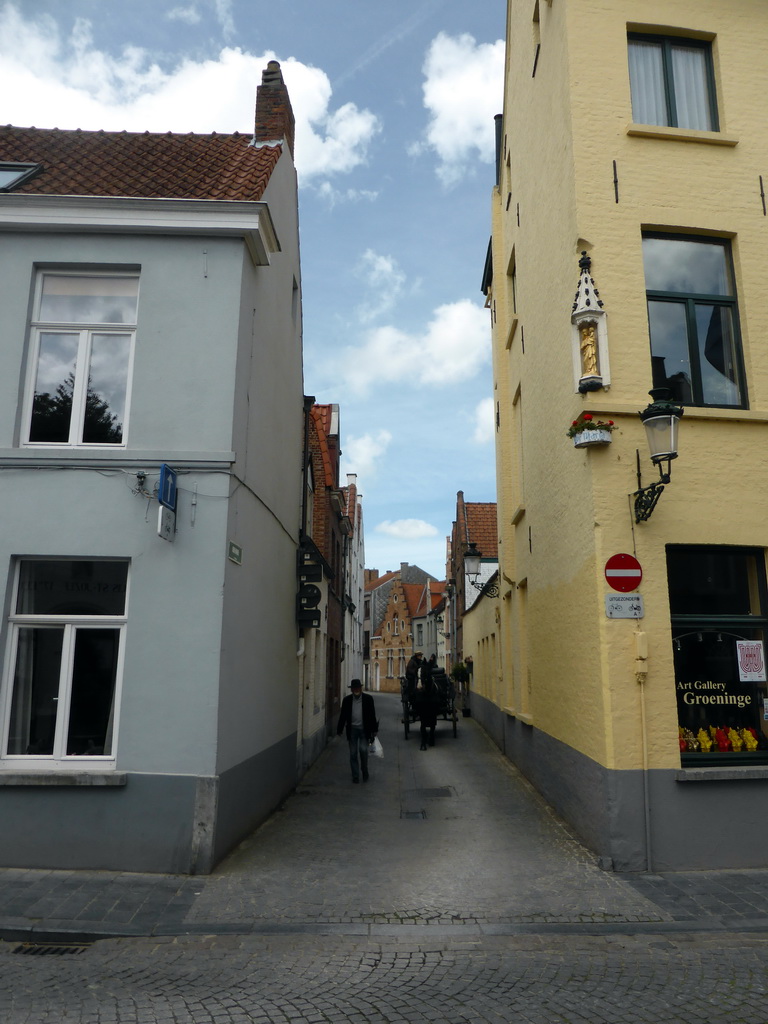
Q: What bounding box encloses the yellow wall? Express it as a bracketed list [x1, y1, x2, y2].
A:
[491, 0, 768, 772]
[463, 591, 502, 708]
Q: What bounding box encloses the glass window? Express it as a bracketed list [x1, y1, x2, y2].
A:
[668, 547, 768, 765]
[643, 236, 745, 408]
[0, 163, 41, 191]
[628, 34, 718, 131]
[25, 273, 138, 447]
[3, 560, 128, 763]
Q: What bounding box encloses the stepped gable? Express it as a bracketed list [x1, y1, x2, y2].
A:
[401, 583, 426, 621]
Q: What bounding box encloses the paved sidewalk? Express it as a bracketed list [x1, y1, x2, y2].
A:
[2, 692, 768, 942]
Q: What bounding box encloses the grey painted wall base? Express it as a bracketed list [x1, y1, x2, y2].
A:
[0, 772, 199, 873]
[470, 691, 768, 871]
[298, 723, 328, 780]
[0, 733, 298, 875]
[212, 732, 297, 871]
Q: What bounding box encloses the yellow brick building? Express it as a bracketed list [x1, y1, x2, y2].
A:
[483, 0, 768, 870]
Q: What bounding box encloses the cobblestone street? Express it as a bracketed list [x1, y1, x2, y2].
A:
[2, 694, 768, 1022]
[2, 932, 768, 1024]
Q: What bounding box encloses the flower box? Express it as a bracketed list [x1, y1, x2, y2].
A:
[573, 429, 612, 448]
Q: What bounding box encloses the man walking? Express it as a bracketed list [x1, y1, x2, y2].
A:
[337, 679, 378, 783]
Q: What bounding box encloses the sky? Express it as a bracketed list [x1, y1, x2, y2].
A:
[1, 0, 505, 580]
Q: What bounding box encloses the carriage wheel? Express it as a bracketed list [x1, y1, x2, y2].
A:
[452, 707, 458, 737]
[403, 703, 410, 739]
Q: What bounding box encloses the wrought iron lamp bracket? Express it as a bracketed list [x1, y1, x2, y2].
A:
[469, 578, 500, 598]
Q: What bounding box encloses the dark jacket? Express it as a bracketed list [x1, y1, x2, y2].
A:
[415, 679, 440, 728]
[337, 692, 378, 742]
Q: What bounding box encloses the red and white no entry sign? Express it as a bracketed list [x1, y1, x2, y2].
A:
[604, 553, 643, 593]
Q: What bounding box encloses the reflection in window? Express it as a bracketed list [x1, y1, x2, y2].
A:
[643, 236, 744, 408]
[26, 274, 138, 446]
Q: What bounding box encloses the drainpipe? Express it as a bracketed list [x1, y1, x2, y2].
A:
[635, 630, 653, 872]
[494, 113, 503, 188]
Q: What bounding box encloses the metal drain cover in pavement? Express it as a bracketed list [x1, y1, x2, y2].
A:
[13, 942, 92, 956]
[401, 810, 427, 819]
[408, 787, 454, 799]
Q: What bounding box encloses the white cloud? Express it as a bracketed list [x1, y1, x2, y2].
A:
[314, 182, 379, 207]
[0, 4, 380, 180]
[472, 397, 496, 444]
[213, 0, 236, 40]
[167, 7, 202, 25]
[342, 299, 490, 394]
[418, 32, 505, 186]
[341, 429, 393, 482]
[356, 249, 406, 323]
[375, 519, 439, 540]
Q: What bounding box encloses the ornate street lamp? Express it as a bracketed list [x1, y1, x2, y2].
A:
[463, 542, 499, 598]
[634, 388, 684, 523]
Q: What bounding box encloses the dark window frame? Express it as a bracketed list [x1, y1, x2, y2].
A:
[668, 546, 768, 766]
[628, 32, 719, 132]
[643, 232, 747, 410]
[0, 162, 43, 192]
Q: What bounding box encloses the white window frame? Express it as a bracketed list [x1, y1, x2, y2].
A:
[1, 559, 129, 770]
[22, 271, 139, 449]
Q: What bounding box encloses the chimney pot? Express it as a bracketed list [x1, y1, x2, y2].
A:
[253, 60, 295, 157]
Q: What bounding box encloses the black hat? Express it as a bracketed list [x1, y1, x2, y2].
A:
[349, 678, 363, 688]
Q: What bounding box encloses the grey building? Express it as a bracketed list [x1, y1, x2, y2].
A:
[0, 63, 305, 873]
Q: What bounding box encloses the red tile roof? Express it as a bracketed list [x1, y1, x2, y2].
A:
[365, 570, 398, 593]
[310, 406, 335, 489]
[464, 503, 498, 559]
[0, 124, 282, 202]
[401, 583, 425, 620]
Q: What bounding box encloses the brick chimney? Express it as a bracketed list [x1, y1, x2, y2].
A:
[253, 60, 295, 158]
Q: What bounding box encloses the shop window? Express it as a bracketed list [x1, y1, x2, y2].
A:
[668, 546, 768, 764]
[24, 272, 138, 446]
[2, 559, 129, 766]
[628, 34, 718, 131]
[643, 235, 745, 409]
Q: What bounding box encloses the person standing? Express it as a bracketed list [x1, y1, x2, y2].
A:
[337, 679, 379, 783]
[405, 651, 423, 699]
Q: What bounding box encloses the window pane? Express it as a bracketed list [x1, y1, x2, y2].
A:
[39, 276, 138, 325]
[16, 561, 129, 616]
[696, 304, 741, 406]
[67, 629, 120, 756]
[628, 40, 668, 125]
[82, 334, 130, 444]
[673, 629, 767, 752]
[648, 300, 693, 403]
[671, 44, 713, 131]
[29, 332, 78, 443]
[667, 548, 761, 616]
[7, 627, 63, 755]
[643, 237, 731, 295]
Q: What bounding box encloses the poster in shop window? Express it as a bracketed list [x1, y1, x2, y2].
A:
[736, 640, 766, 683]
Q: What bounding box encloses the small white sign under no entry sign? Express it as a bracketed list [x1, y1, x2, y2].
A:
[605, 593, 644, 619]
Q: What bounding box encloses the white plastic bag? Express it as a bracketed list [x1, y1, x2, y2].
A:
[369, 736, 384, 759]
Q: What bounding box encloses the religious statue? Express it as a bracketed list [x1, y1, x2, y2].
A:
[579, 322, 599, 377]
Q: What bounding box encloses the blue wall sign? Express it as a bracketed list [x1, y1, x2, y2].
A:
[159, 464, 178, 511]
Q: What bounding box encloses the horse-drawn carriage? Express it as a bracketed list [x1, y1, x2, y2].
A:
[401, 667, 458, 740]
